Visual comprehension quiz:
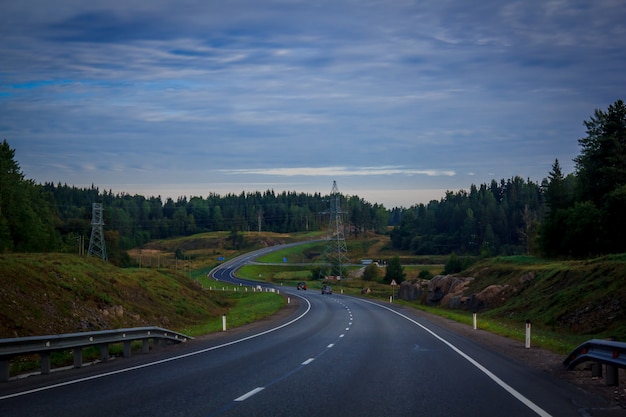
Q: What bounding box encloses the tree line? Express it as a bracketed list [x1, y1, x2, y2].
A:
[0, 147, 389, 264]
[1, 99, 624, 262]
[390, 99, 626, 258]
[389, 176, 544, 256]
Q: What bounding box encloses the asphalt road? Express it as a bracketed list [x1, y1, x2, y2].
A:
[0, 244, 614, 416]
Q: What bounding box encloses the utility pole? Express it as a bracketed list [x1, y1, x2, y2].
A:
[88, 203, 107, 261]
[77, 235, 85, 255]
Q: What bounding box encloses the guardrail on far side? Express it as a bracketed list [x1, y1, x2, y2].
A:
[0, 326, 193, 383]
[563, 338, 626, 386]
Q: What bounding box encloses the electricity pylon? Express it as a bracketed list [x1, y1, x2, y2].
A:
[88, 203, 107, 261]
[320, 181, 349, 279]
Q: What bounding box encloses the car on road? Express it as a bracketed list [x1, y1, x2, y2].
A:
[321, 284, 332, 294]
[297, 282, 307, 290]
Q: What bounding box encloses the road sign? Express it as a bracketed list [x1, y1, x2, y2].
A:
[390, 279, 397, 286]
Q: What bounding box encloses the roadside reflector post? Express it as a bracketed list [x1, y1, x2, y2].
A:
[473, 312, 477, 330]
[525, 320, 531, 349]
[222, 314, 227, 332]
[287, 297, 290, 304]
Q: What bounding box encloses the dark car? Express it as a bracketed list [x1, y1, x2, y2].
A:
[321, 284, 332, 295]
[297, 282, 307, 290]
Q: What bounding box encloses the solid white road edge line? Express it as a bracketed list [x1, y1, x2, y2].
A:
[0, 296, 312, 401]
[359, 298, 553, 417]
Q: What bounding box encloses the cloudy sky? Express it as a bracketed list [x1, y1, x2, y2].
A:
[1, 1, 624, 208]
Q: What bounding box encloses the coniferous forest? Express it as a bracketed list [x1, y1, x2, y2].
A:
[1, 100, 624, 264]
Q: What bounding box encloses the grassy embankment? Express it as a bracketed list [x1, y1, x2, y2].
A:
[0, 242, 288, 375]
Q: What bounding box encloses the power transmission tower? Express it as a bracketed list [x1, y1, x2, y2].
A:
[88, 203, 107, 261]
[320, 181, 349, 279]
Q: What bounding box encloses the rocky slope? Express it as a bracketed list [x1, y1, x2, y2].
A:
[397, 255, 626, 340]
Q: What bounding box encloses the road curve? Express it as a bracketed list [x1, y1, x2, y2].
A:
[0, 243, 614, 416]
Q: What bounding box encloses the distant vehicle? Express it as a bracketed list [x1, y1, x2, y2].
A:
[297, 282, 307, 290]
[321, 285, 332, 295]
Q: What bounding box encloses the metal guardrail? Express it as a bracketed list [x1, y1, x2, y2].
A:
[563, 338, 626, 386]
[0, 326, 192, 383]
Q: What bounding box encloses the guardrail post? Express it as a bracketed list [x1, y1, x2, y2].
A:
[1, 358, 9, 382]
[0, 327, 193, 383]
[606, 365, 619, 386]
[591, 362, 602, 378]
[100, 344, 109, 362]
[40, 352, 51, 374]
[142, 339, 150, 353]
[73, 347, 83, 368]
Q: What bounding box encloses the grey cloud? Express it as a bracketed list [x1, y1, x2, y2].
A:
[2, 0, 624, 206]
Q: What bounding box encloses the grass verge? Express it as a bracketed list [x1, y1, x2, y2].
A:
[396, 301, 588, 355]
[180, 291, 285, 336]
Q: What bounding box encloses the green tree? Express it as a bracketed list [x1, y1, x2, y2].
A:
[362, 262, 380, 281]
[603, 184, 626, 252]
[0, 140, 23, 251]
[384, 256, 405, 284]
[575, 99, 626, 204]
[561, 201, 602, 257]
[310, 265, 328, 281]
[573, 99, 626, 253]
[443, 252, 463, 274]
[544, 159, 570, 213]
[418, 269, 433, 279]
[0, 140, 59, 252]
[227, 228, 245, 249]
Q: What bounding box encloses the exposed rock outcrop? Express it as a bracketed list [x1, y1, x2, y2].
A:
[397, 279, 429, 301]
[429, 275, 473, 306]
[398, 273, 522, 312]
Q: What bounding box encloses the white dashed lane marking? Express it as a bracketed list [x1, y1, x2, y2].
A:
[235, 387, 265, 402]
